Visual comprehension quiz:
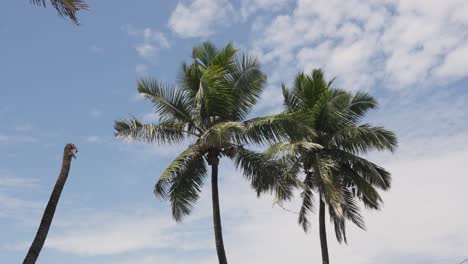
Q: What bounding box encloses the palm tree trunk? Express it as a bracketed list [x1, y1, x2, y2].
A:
[319, 197, 329, 264]
[23, 144, 77, 264]
[211, 162, 228, 264]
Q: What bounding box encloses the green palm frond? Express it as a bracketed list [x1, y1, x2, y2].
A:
[114, 118, 188, 144]
[196, 64, 234, 124]
[327, 124, 398, 154]
[330, 188, 365, 244]
[340, 164, 383, 210]
[192, 42, 220, 67]
[137, 79, 198, 129]
[265, 141, 323, 159]
[298, 173, 315, 232]
[198, 122, 245, 149]
[31, 0, 88, 24]
[332, 149, 392, 190]
[232, 146, 293, 200]
[228, 54, 266, 119]
[154, 144, 207, 222]
[344, 91, 378, 123]
[243, 112, 314, 144]
[211, 42, 238, 69]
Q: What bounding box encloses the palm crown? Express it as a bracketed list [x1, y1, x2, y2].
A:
[268, 69, 398, 244]
[114, 42, 296, 221]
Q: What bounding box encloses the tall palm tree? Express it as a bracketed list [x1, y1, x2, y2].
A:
[267, 69, 397, 264]
[23, 143, 77, 264]
[114, 42, 297, 264]
[30, 0, 88, 24]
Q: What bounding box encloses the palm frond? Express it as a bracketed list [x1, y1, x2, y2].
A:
[192, 42, 219, 67]
[228, 54, 266, 119]
[298, 172, 315, 232]
[31, 0, 88, 24]
[242, 112, 314, 145]
[334, 149, 392, 190]
[328, 124, 398, 154]
[232, 146, 293, 200]
[154, 144, 207, 222]
[282, 84, 302, 112]
[137, 79, 198, 128]
[265, 141, 322, 159]
[114, 118, 187, 144]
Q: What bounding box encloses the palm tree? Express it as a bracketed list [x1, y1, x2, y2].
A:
[23, 143, 77, 264]
[30, 0, 88, 24]
[267, 69, 397, 264]
[114, 42, 297, 264]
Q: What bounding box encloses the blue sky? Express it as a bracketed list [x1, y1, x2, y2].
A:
[1, 0, 468, 263]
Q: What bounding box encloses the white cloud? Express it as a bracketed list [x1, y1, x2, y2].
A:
[168, 0, 235, 38]
[45, 213, 177, 255]
[123, 25, 170, 60]
[35, 135, 468, 263]
[434, 43, 468, 79]
[0, 176, 39, 189]
[0, 174, 42, 218]
[252, 0, 468, 90]
[0, 134, 37, 144]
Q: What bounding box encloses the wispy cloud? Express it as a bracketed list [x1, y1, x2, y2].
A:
[122, 25, 170, 61]
[0, 134, 37, 144]
[0, 176, 39, 189]
[168, 0, 235, 38]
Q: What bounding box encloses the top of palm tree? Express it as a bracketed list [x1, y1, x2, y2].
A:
[31, 0, 88, 24]
[114, 42, 302, 221]
[269, 69, 397, 242]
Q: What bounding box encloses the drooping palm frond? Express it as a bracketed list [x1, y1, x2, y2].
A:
[232, 146, 294, 200]
[31, 0, 88, 24]
[298, 172, 315, 232]
[325, 149, 392, 190]
[154, 144, 206, 222]
[329, 187, 365, 244]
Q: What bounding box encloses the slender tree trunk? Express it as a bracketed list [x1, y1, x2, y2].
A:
[319, 196, 329, 264]
[23, 144, 77, 264]
[211, 162, 228, 264]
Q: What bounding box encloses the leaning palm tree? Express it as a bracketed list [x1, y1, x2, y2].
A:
[114, 42, 297, 264]
[267, 69, 397, 264]
[23, 143, 77, 264]
[30, 0, 88, 24]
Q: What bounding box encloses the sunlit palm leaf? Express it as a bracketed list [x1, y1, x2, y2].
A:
[114, 118, 187, 144]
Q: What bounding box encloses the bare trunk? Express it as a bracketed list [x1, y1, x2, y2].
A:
[23, 144, 77, 264]
[319, 197, 329, 264]
[211, 161, 228, 264]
